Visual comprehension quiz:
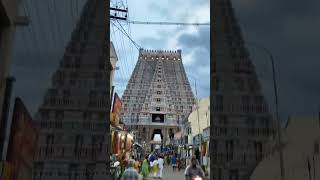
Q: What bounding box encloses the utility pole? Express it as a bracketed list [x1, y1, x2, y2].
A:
[194, 80, 202, 166]
[247, 42, 285, 180]
[110, 6, 128, 20]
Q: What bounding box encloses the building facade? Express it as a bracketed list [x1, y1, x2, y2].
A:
[109, 41, 118, 98]
[251, 116, 320, 180]
[32, 0, 109, 180]
[188, 97, 210, 138]
[121, 49, 195, 151]
[211, 0, 275, 179]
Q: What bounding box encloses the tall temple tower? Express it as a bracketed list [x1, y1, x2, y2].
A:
[121, 49, 195, 151]
[32, 0, 109, 179]
[211, 0, 275, 179]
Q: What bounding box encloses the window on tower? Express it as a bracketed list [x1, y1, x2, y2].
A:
[157, 91, 162, 95]
[156, 107, 161, 111]
[156, 98, 161, 102]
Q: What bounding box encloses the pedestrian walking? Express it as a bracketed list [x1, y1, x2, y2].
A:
[149, 152, 156, 173]
[120, 156, 128, 175]
[166, 154, 171, 166]
[157, 155, 164, 179]
[133, 158, 140, 173]
[177, 157, 181, 171]
[141, 156, 149, 180]
[121, 159, 139, 180]
[152, 156, 159, 178]
[171, 154, 177, 172]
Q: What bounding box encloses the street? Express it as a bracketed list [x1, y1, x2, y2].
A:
[139, 166, 185, 180]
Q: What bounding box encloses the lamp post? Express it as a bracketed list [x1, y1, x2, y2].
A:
[248, 42, 285, 180]
[187, 74, 202, 166]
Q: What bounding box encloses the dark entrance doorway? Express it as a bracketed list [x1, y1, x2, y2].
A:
[151, 129, 163, 152]
[151, 129, 163, 140]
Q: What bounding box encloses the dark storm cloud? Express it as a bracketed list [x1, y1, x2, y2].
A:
[177, 27, 210, 70]
[177, 27, 210, 53]
[11, 0, 86, 115]
[231, 0, 320, 119]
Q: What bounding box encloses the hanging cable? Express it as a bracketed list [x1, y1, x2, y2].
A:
[46, 0, 59, 50]
[111, 23, 127, 82]
[29, 0, 51, 53]
[128, 20, 210, 26]
[23, 0, 41, 58]
[111, 20, 141, 50]
[52, 0, 64, 44]
[115, 20, 132, 78]
[112, 21, 158, 74]
[125, 6, 137, 79]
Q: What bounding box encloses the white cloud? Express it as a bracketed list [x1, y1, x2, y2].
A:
[182, 51, 196, 67]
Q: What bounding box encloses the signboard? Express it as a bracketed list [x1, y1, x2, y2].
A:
[193, 134, 202, 145]
[6, 98, 38, 180]
[111, 93, 122, 127]
[203, 127, 210, 141]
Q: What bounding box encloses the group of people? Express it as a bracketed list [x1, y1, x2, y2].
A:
[119, 150, 206, 180]
[119, 152, 164, 180]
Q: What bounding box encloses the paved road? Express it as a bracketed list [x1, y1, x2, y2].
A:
[139, 166, 185, 180]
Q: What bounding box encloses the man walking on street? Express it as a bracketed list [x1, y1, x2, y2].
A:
[171, 154, 177, 172]
[121, 159, 139, 180]
[157, 155, 164, 179]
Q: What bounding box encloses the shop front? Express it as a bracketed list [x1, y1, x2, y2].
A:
[202, 127, 210, 171]
[110, 125, 134, 160]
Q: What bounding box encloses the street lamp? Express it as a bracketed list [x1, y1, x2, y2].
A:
[247, 42, 285, 180]
[187, 74, 202, 166]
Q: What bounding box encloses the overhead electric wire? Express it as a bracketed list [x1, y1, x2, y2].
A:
[125, 5, 137, 77]
[22, 0, 41, 58]
[117, 29, 131, 79]
[111, 26, 126, 80]
[111, 21, 158, 75]
[75, 0, 79, 15]
[52, 0, 64, 44]
[111, 23, 127, 82]
[111, 20, 141, 50]
[30, 0, 51, 54]
[21, 27, 31, 54]
[128, 20, 210, 26]
[115, 19, 132, 78]
[70, 0, 75, 23]
[116, 27, 130, 78]
[46, 0, 59, 50]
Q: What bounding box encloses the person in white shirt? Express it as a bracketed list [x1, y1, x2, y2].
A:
[152, 158, 159, 178]
[157, 155, 165, 179]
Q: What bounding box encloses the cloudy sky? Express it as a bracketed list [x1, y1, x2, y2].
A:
[9, 0, 320, 121]
[111, 0, 210, 99]
[231, 0, 320, 121]
[10, 0, 87, 115]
